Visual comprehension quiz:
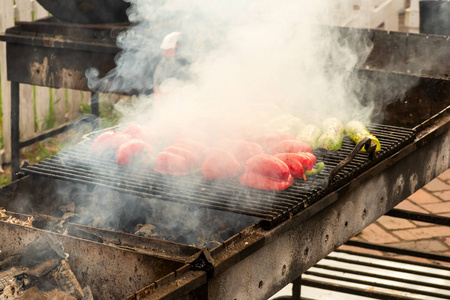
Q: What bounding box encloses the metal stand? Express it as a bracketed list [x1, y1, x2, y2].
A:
[9, 82, 99, 181]
[272, 209, 450, 299]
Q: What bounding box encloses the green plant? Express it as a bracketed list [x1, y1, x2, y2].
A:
[0, 174, 11, 186]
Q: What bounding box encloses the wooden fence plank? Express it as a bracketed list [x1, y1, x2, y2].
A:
[16, 0, 35, 141]
[31, 0, 48, 20]
[53, 88, 67, 126]
[1, 0, 16, 163]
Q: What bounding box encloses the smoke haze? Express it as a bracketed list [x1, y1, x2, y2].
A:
[88, 0, 376, 135]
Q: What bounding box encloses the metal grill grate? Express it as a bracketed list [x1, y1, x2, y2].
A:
[21, 124, 415, 228]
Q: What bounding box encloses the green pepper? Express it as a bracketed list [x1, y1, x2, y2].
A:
[316, 118, 344, 150]
[344, 121, 381, 152]
[305, 162, 325, 176]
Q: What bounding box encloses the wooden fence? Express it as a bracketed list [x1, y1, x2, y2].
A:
[0, 0, 90, 163]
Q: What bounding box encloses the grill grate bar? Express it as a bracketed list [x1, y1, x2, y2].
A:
[39, 160, 290, 215]
[22, 124, 416, 228]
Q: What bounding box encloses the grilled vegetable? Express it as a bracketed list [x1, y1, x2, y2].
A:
[295, 153, 314, 171]
[240, 154, 293, 190]
[217, 139, 264, 165]
[173, 138, 208, 158]
[316, 118, 344, 150]
[253, 132, 295, 153]
[116, 139, 154, 165]
[274, 153, 304, 178]
[201, 148, 242, 180]
[121, 124, 156, 144]
[305, 162, 325, 176]
[239, 172, 293, 191]
[92, 130, 131, 154]
[154, 146, 198, 175]
[265, 113, 303, 135]
[344, 121, 381, 152]
[243, 154, 291, 181]
[271, 139, 312, 155]
[296, 124, 321, 148]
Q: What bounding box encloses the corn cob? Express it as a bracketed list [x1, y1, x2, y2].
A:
[344, 121, 381, 152]
[296, 124, 322, 148]
[316, 118, 344, 150]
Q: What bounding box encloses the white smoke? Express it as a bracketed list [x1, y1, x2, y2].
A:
[88, 0, 375, 134]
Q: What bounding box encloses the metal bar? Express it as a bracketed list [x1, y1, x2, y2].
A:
[301, 278, 421, 300]
[90, 92, 100, 130]
[11, 81, 20, 181]
[345, 240, 450, 263]
[385, 208, 450, 226]
[303, 272, 448, 299]
[18, 117, 95, 148]
[292, 276, 301, 300]
[324, 255, 450, 280]
[312, 264, 450, 291]
[334, 249, 450, 272]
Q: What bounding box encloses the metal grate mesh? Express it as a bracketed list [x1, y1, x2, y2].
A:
[21, 124, 415, 228]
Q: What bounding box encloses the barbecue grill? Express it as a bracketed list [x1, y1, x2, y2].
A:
[1, 12, 450, 300]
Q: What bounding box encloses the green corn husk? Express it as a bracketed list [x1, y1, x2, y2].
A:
[296, 124, 321, 148]
[344, 121, 381, 152]
[316, 118, 344, 150]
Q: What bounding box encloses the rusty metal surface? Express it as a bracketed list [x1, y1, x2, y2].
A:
[4, 42, 118, 90]
[206, 114, 450, 299]
[4, 210, 202, 264]
[0, 221, 187, 299]
[357, 69, 450, 127]
[333, 27, 450, 79]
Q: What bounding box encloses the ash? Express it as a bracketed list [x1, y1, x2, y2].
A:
[56, 187, 258, 249]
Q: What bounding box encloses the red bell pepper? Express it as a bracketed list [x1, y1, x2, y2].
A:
[253, 132, 295, 153]
[239, 172, 293, 191]
[243, 154, 291, 181]
[302, 152, 317, 163]
[274, 153, 304, 178]
[162, 146, 200, 167]
[154, 152, 191, 175]
[217, 139, 264, 165]
[201, 148, 242, 180]
[173, 138, 208, 159]
[121, 124, 157, 144]
[271, 139, 312, 155]
[116, 139, 154, 165]
[295, 153, 314, 171]
[92, 130, 131, 154]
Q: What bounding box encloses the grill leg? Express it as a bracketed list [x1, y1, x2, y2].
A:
[11, 81, 20, 181]
[292, 275, 302, 300]
[90, 91, 99, 130]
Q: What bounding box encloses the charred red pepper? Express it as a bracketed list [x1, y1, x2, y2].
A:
[153, 145, 199, 175]
[116, 139, 154, 165]
[274, 153, 304, 178]
[121, 124, 157, 144]
[163, 146, 200, 167]
[295, 153, 314, 171]
[240, 154, 293, 190]
[217, 139, 264, 165]
[244, 154, 291, 181]
[173, 138, 208, 159]
[239, 172, 293, 191]
[92, 130, 131, 154]
[271, 139, 312, 155]
[201, 148, 242, 180]
[253, 132, 295, 153]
